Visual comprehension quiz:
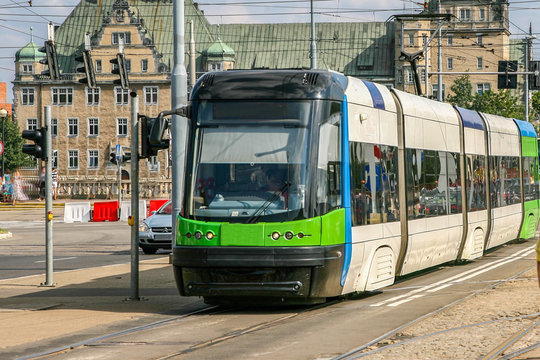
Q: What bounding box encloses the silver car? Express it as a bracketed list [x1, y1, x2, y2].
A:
[138, 200, 173, 254]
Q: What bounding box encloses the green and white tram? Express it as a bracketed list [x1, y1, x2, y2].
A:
[172, 70, 539, 304]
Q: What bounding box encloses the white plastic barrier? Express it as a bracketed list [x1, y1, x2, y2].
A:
[119, 200, 147, 221]
[63, 202, 91, 223]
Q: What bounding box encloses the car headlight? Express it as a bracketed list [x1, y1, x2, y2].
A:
[139, 222, 150, 232]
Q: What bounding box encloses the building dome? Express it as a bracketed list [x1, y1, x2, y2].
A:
[15, 29, 45, 62]
[203, 26, 235, 62]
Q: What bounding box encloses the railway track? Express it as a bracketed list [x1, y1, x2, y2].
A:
[333, 265, 540, 360]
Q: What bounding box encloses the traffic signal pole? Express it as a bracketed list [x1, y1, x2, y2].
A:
[43, 106, 53, 287]
[129, 91, 140, 301]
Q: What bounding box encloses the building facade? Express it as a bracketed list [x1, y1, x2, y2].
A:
[12, 0, 523, 198]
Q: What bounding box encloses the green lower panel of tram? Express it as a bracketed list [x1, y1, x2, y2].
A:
[520, 200, 540, 240]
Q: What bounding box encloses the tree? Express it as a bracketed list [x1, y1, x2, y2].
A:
[471, 89, 525, 119]
[1, 115, 34, 173]
[531, 91, 540, 116]
[446, 74, 474, 108]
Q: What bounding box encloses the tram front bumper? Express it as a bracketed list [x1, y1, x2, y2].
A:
[172, 245, 344, 299]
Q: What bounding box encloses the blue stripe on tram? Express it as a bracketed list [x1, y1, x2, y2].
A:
[362, 80, 386, 110]
[341, 95, 352, 286]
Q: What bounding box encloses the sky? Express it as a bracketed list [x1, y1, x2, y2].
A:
[1, 0, 539, 102]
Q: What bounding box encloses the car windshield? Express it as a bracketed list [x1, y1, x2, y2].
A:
[186, 100, 313, 223]
[157, 201, 172, 215]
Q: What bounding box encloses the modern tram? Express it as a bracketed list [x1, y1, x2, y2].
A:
[172, 70, 540, 304]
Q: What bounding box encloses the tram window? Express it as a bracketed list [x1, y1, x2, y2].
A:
[489, 156, 502, 208]
[380, 145, 400, 222]
[466, 155, 486, 211]
[523, 157, 540, 201]
[504, 157, 521, 205]
[447, 152, 462, 214]
[406, 149, 450, 219]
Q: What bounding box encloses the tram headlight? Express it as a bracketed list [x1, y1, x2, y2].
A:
[271, 231, 281, 240]
[186, 232, 192, 238]
[194, 231, 202, 240]
[205, 231, 215, 240]
[284, 231, 294, 240]
[297, 232, 304, 239]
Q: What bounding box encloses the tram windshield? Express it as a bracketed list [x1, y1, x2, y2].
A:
[186, 100, 314, 223]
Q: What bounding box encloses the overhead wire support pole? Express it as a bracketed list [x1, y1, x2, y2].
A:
[171, 0, 188, 250]
[437, 0, 443, 101]
[310, 0, 316, 69]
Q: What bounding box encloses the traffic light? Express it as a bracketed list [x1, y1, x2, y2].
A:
[529, 61, 540, 90]
[122, 152, 131, 163]
[498, 60, 518, 89]
[109, 152, 117, 165]
[110, 53, 129, 90]
[75, 50, 96, 89]
[39, 40, 60, 80]
[22, 127, 47, 160]
[140, 114, 169, 159]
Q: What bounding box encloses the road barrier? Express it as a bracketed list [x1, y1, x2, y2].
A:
[63, 202, 91, 223]
[92, 201, 119, 222]
[119, 200, 147, 222]
[147, 199, 168, 218]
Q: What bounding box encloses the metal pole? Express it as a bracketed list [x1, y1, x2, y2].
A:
[171, 0, 188, 249]
[437, 0, 443, 101]
[189, 20, 196, 91]
[1, 118, 4, 177]
[129, 91, 140, 300]
[525, 38, 529, 122]
[310, 0, 317, 69]
[118, 161, 122, 207]
[43, 106, 53, 286]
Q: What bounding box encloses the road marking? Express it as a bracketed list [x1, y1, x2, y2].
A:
[371, 245, 535, 307]
[34, 257, 78, 263]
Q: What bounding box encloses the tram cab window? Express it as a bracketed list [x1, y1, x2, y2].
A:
[316, 105, 341, 215]
[523, 157, 539, 201]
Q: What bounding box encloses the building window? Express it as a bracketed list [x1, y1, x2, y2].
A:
[117, 118, 128, 137]
[95, 59, 102, 73]
[479, 8, 485, 21]
[477, 34, 483, 46]
[126, 59, 131, 73]
[115, 87, 129, 105]
[422, 34, 427, 46]
[52, 150, 58, 168]
[447, 34, 453, 46]
[88, 118, 99, 137]
[112, 32, 131, 45]
[421, 68, 426, 82]
[447, 57, 453, 70]
[208, 62, 223, 72]
[477, 83, 491, 95]
[397, 70, 403, 84]
[432, 84, 446, 100]
[68, 150, 79, 169]
[86, 87, 100, 105]
[27, 118, 37, 130]
[141, 59, 148, 72]
[144, 86, 159, 105]
[21, 88, 35, 105]
[51, 118, 58, 138]
[408, 33, 414, 46]
[459, 8, 470, 20]
[88, 150, 99, 169]
[406, 69, 414, 84]
[148, 156, 160, 172]
[477, 57, 483, 69]
[68, 118, 78, 137]
[21, 63, 33, 74]
[52, 88, 73, 105]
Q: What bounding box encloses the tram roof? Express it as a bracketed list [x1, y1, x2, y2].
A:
[513, 119, 537, 138]
[454, 106, 484, 130]
[191, 70, 349, 101]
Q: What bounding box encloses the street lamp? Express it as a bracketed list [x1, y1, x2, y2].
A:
[0, 108, 7, 177]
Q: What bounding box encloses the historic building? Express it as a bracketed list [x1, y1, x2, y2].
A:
[11, 0, 524, 198]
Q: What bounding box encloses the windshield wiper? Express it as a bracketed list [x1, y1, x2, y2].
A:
[246, 182, 290, 224]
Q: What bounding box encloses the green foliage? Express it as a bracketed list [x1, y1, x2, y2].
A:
[446, 75, 474, 108]
[531, 91, 540, 116]
[446, 75, 525, 120]
[1, 116, 35, 172]
[471, 90, 525, 119]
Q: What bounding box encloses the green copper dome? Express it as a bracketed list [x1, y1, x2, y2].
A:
[16, 41, 45, 62]
[204, 39, 235, 61]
